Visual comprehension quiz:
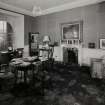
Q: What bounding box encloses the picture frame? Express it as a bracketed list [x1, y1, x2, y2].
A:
[88, 42, 95, 48]
[100, 39, 105, 49]
[61, 21, 83, 40]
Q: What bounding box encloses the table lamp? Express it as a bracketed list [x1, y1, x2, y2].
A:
[43, 36, 50, 48]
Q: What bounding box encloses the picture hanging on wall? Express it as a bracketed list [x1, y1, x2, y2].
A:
[100, 39, 105, 49]
[88, 42, 95, 48]
[61, 20, 83, 41]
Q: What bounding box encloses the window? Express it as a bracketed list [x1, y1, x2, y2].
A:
[0, 21, 7, 33]
[0, 21, 13, 51]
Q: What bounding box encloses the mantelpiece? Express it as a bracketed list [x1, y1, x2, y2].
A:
[60, 39, 80, 45]
[53, 39, 105, 66]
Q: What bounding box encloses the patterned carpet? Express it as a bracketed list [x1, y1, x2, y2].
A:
[0, 62, 105, 105]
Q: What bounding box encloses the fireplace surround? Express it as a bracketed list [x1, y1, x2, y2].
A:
[60, 39, 83, 65]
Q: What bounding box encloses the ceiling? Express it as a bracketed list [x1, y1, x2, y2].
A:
[0, 0, 76, 11]
[0, 0, 104, 16]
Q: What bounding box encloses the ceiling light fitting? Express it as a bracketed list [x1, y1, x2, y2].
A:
[32, 6, 42, 16]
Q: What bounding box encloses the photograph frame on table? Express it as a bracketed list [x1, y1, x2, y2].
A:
[100, 39, 105, 49]
[61, 20, 83, 41]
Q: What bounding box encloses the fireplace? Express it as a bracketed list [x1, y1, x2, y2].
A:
[60, 39, 82, 65]
[63, 47, 78, 64]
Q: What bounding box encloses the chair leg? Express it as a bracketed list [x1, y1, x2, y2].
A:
[14, 69, 18, 84]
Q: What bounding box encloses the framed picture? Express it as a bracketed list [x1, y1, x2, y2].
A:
[100, 39, 105, 49]
[88, 42, 95, 48]
[61, 21, 83, 40]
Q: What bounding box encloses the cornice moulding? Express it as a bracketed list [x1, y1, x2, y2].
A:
[40, 0, 105, 16]
[0, 1, 33, 16]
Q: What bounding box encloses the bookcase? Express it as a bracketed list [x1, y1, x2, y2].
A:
[29, 32, 39, 56]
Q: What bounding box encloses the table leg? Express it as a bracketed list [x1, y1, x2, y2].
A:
[24, 70, 27, 84]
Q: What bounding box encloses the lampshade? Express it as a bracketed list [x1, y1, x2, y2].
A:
[43, 36, 50, 42]
[8, 46, 13, 50]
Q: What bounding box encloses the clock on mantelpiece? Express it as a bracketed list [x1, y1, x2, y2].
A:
[29, 32, 39, 56]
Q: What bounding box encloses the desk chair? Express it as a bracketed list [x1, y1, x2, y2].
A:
[38, 47, 54, 90]
[39, 47, 53, 60]
[0, 51, 14, 91]
[0, 51, 10, 73]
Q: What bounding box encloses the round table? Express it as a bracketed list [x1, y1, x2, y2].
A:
[9, 60, 31, 84]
